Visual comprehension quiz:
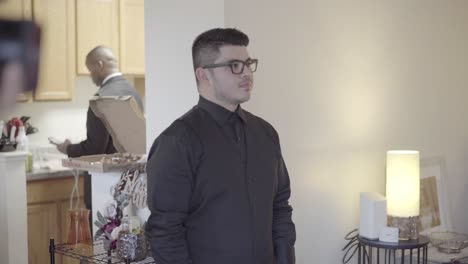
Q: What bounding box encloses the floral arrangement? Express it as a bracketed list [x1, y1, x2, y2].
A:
[93, 166, 146, 251]
[94, 193, 131, 250]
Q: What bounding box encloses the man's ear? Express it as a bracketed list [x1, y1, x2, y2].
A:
[195, 67, 209, 83]
[96, 60, 104, 69]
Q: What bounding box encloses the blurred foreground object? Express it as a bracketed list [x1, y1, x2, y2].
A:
[0, 19, 40, 111]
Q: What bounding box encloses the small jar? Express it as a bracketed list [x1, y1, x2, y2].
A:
[116, 230, 147, 262]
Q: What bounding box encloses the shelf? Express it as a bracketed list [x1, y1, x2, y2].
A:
[50, 239, 156, 264]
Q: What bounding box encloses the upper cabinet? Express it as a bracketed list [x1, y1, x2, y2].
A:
[119, 0, 145, 75]
[0, 0, 31, 20]
[33, 0, 75, 101]
[1, 0, 144, 102]
[0, 0, 75, 101]
[76, 0, 120, 74]
[76, 0, 145, 75]
[1, 0, 75, 101]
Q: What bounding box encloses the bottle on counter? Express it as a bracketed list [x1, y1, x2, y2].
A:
[9, 126, 16, 142]
[16, 126, 28, 151]
[16, 126, 33, 172]
[0, 120, 4, 138]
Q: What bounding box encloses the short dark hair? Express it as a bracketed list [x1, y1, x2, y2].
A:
[192, 28, 249, 71]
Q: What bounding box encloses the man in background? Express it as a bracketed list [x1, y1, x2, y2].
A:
[55, 45, 143, 156]
[54, 45, 144, 218]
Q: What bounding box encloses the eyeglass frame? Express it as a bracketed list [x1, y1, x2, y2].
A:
[202, 58, 258, 74]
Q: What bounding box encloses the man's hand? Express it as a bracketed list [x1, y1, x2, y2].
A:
[56, 139, 71, 155]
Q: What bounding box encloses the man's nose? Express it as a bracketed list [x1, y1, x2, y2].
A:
[241, 65, 254, 76]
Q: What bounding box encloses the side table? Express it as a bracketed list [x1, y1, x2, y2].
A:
[358, 236, 430, 264]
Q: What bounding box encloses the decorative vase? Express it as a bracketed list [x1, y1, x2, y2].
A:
[67, 208, 92, 244]
[116, 231, 147, 262]
[79, 208, 92, 243]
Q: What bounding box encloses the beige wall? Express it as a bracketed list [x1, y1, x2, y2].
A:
[225, 1, 468, 262]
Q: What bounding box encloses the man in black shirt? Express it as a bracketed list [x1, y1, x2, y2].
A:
[55, 46, 144, 157]
[146, 28, 296, 264]
[54, 46, 144, 230]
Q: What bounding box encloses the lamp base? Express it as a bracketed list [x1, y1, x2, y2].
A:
[388, 215, 419, 240]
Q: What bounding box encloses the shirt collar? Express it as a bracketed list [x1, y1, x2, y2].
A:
[197, 96, 246, 126]
[101, 72, 123, 87]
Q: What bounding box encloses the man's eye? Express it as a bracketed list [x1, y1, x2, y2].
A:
[231, 62, 243, 70]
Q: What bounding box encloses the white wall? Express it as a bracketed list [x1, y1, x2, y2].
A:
[0, 77, 95, 146]
[225, 1, 468, 263]
[144, 0, 224, 149]
[144, 1, 468, 263]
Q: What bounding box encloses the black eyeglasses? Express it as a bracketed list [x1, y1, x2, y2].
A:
[203, 59, 258, 74]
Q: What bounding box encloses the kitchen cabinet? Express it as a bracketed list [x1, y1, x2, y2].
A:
[119, 0, 145, 75]
[0, 0, 75, 102]
[27, 176, 84, 264]
[76, 0, 145, 75]
[32, 0, 75, 101]
[76, 0, 120, 75]
[0, 0, 31, 20]
[0, 0, 33, 102]
[27, 203, 58, 264]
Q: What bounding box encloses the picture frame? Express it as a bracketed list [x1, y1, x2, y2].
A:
[418, 157, 452, 235]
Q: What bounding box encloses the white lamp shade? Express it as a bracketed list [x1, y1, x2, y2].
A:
[386, 150, 420, 217]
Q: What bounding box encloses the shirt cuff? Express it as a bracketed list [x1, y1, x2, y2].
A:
[275, 244, 295, 264]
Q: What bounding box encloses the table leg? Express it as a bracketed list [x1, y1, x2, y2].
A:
[49, 237, 55, 264]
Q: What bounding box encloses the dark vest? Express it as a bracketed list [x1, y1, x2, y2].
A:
[181, 107, 281, 264]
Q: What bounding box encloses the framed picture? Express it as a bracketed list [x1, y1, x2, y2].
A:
[418, 157, 452, 235]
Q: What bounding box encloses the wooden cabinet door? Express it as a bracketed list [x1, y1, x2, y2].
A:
[59, 199, 82, 264]
[0, 0, 31, 20]
[76, 0, 120, 75]
[27, 203, 59, 264]
[27, 176, 84, 264]
[32, 0, 75, 101]
[119, 0, 145, 75]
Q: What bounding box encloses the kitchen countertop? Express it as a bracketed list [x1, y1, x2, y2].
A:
[26, 146, 85, 181]
[27, 167, 83, 181]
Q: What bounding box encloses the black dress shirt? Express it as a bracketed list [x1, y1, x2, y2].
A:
[146, 96, 296, 264]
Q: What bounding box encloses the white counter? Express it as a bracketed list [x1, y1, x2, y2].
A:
[0, 151, 29, 264]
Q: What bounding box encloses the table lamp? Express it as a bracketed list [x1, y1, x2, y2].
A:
[386, 150, 420, 240]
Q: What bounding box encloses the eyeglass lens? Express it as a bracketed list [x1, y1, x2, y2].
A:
[231, 60, 257, 74]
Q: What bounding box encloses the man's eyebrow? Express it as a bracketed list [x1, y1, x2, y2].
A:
[227, 58, 252, 62]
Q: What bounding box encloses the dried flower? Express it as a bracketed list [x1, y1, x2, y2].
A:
[94, 167, 146, 252]
[111, 225, 123, 240]
[94, 202, 122, 251]
[103, 200, 118, 218]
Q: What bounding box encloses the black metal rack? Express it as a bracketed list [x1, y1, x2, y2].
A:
[358, 236, 430, 264]
[49, 238, 156, 264]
